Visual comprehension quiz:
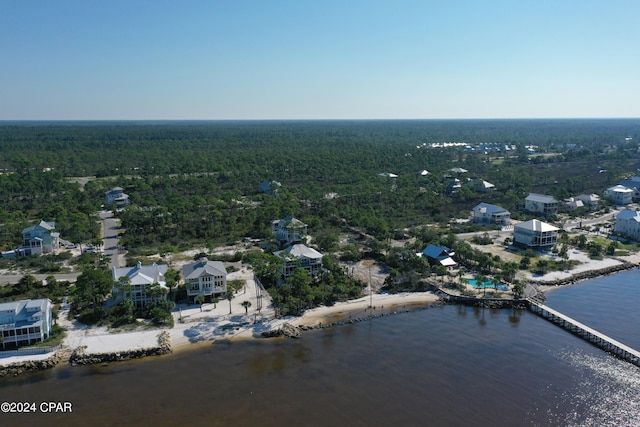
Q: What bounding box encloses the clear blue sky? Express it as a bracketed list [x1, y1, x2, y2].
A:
[1, 0, 639, 120]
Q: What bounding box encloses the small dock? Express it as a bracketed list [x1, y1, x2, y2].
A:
[528, 301, 640, 367]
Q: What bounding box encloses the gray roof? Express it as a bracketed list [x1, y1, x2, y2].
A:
[525, 193, 557, 203]
[274, 244, 323, 261]
[616, 209, 640, 221]
[113, 262, 168, 285]
[514, 219, 559, 232]
[22, 220, 55, 234]
[182, 258, 227, 280]
[473, 202, 509, 214]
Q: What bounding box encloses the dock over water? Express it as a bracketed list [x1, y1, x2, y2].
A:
[528, 301, 640, 367]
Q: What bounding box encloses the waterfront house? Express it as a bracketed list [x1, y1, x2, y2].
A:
[471, 203, 511, 225]
[272, 216, 308, 248]
[21, 221, 60, 255]
[513, 219, 559, 249]
[182, 257, 227, 302]
[614, 209, 640, 240]
[112, 262, 168, 308]
[274, 244, 323, 277]
[604, 185, 633, 206]
[421, 244, 457, 268]
[0, 299, 52, 349]
[105, 187, 130, 208]
[524, 193, 558, 215]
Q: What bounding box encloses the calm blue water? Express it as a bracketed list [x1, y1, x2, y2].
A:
[1, 270, 639, 426]
[467, 278, 509, 291]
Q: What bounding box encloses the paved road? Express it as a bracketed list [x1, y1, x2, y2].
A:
[99, 210, 123, 270]
[0, 273, 81, 285]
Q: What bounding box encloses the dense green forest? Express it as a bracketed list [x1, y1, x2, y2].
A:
[1, 119, 639, 254]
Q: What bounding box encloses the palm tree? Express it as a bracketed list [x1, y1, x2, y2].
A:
[211, 297, 219, 309]
[195, 294, 205, 312]
[225, 289, 234, 314]
[241, 300, 252, 315]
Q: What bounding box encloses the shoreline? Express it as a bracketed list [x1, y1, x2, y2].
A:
[2, 257, 639, 374]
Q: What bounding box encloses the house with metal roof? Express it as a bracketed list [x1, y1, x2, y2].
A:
[112, 261, 168, 308]
[105, 187, 130, 208]
[525, 193, 558, 215]
[272, 216, 308, 248]
[513, 219, 559, 249]
[0, 299, 52, 349]
[182, 257, 227, 302]
[274, 244, 323, 277]
[604, 185, 633, 206]
[614, 209, 640, 240]
[21, 220, 60, 255]
[421, 244, 457, 268]
[471, 203, 511, 225]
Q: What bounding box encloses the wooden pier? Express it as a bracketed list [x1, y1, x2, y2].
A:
[528, 301, 640, 367]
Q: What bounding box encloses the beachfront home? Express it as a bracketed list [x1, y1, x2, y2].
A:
[471, 203, 511, 225]
[0, 299, 52, 349]
[604, 185, 633, 206]
[21, 220, 60, 255]
[182, 257, 227, 302]
[614, 209, 640, 240]
[274, 244, 323, 277]
[105, 187, 130, 208]
[272, 216, 308, 248]
[524, 193, 558, 215]
[112, 261, 168, 309]
[513, 219, 559, 250]
[421, 244, 457, 268]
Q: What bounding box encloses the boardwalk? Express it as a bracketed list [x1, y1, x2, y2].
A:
[528, 301, 640, 367]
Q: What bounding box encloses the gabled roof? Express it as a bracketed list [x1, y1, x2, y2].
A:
[514, 219, 559, 232]
[113, 262, 168, 286]
[606, 184, 633, 193]
[473, 202, 509, 214]
[182, 258, 227, 280]
[274, 244, 323, 261]
[23, 220, 55, 234]
[449, 167, 468, 173]
[421, 244, 454, 259]
[616, 209, 640, 222]
[525, 193, 557, 203]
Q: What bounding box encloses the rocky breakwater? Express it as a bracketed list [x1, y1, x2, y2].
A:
[0, 352, 64, 377]
[534, 261, 638, 287]
[70, 331, 172, 366]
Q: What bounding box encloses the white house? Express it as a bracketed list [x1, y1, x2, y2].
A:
[0, 299, 52, 349]
[272, 216, 308, 247]
[421, 244, 457, 268]
[525, 193, 558, 215]
[112, 261, 168, 308]
[21, 221, 60, 255]
[619, 177, 640, 202]
[614, 209, 640, 240]
[513, 219, 559, 249]
[471, 203, 511, 225]
[604, 185, 633, 206]
[562, 198, 585, 211]
[105, 187, 130, 208]
[182, 257, 227, 302]
[274, 244, 323, 277]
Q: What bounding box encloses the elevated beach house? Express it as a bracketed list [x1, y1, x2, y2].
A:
[274, 243, 323, 277]
[272, 216, 308, 248]
[471, 203, 511, 225]
[0, 299, 52, 349]
[513, 219, 559, 249]
[112, 262, 168, 308]
[604, 185, 633, 206]
[614, 209, 640, 240]
[105, 187, 130, 208]
[182, 257, 228, 302]
[22, 220, 60, 255]
[524, 193, 558, 215]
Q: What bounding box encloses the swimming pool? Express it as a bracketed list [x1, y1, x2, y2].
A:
[466, 278, 509, 291]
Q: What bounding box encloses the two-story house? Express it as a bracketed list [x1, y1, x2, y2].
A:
[513, 219, 559, 249]
[604, 185, 633, 206]
[614, 209, 640, 240]
[22, 221, 60, 255]
[272, 216, 308, 248]
[525, 193, 558, 215]
[181, 257, 227, 302]
[471, 203, 511, 225]
[274, 244, 323, 277]
[619, 177, 640, 202]
[105, 187, 130, 208]
[0, 299, 52, 349]
[112, 261, 168, 308]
